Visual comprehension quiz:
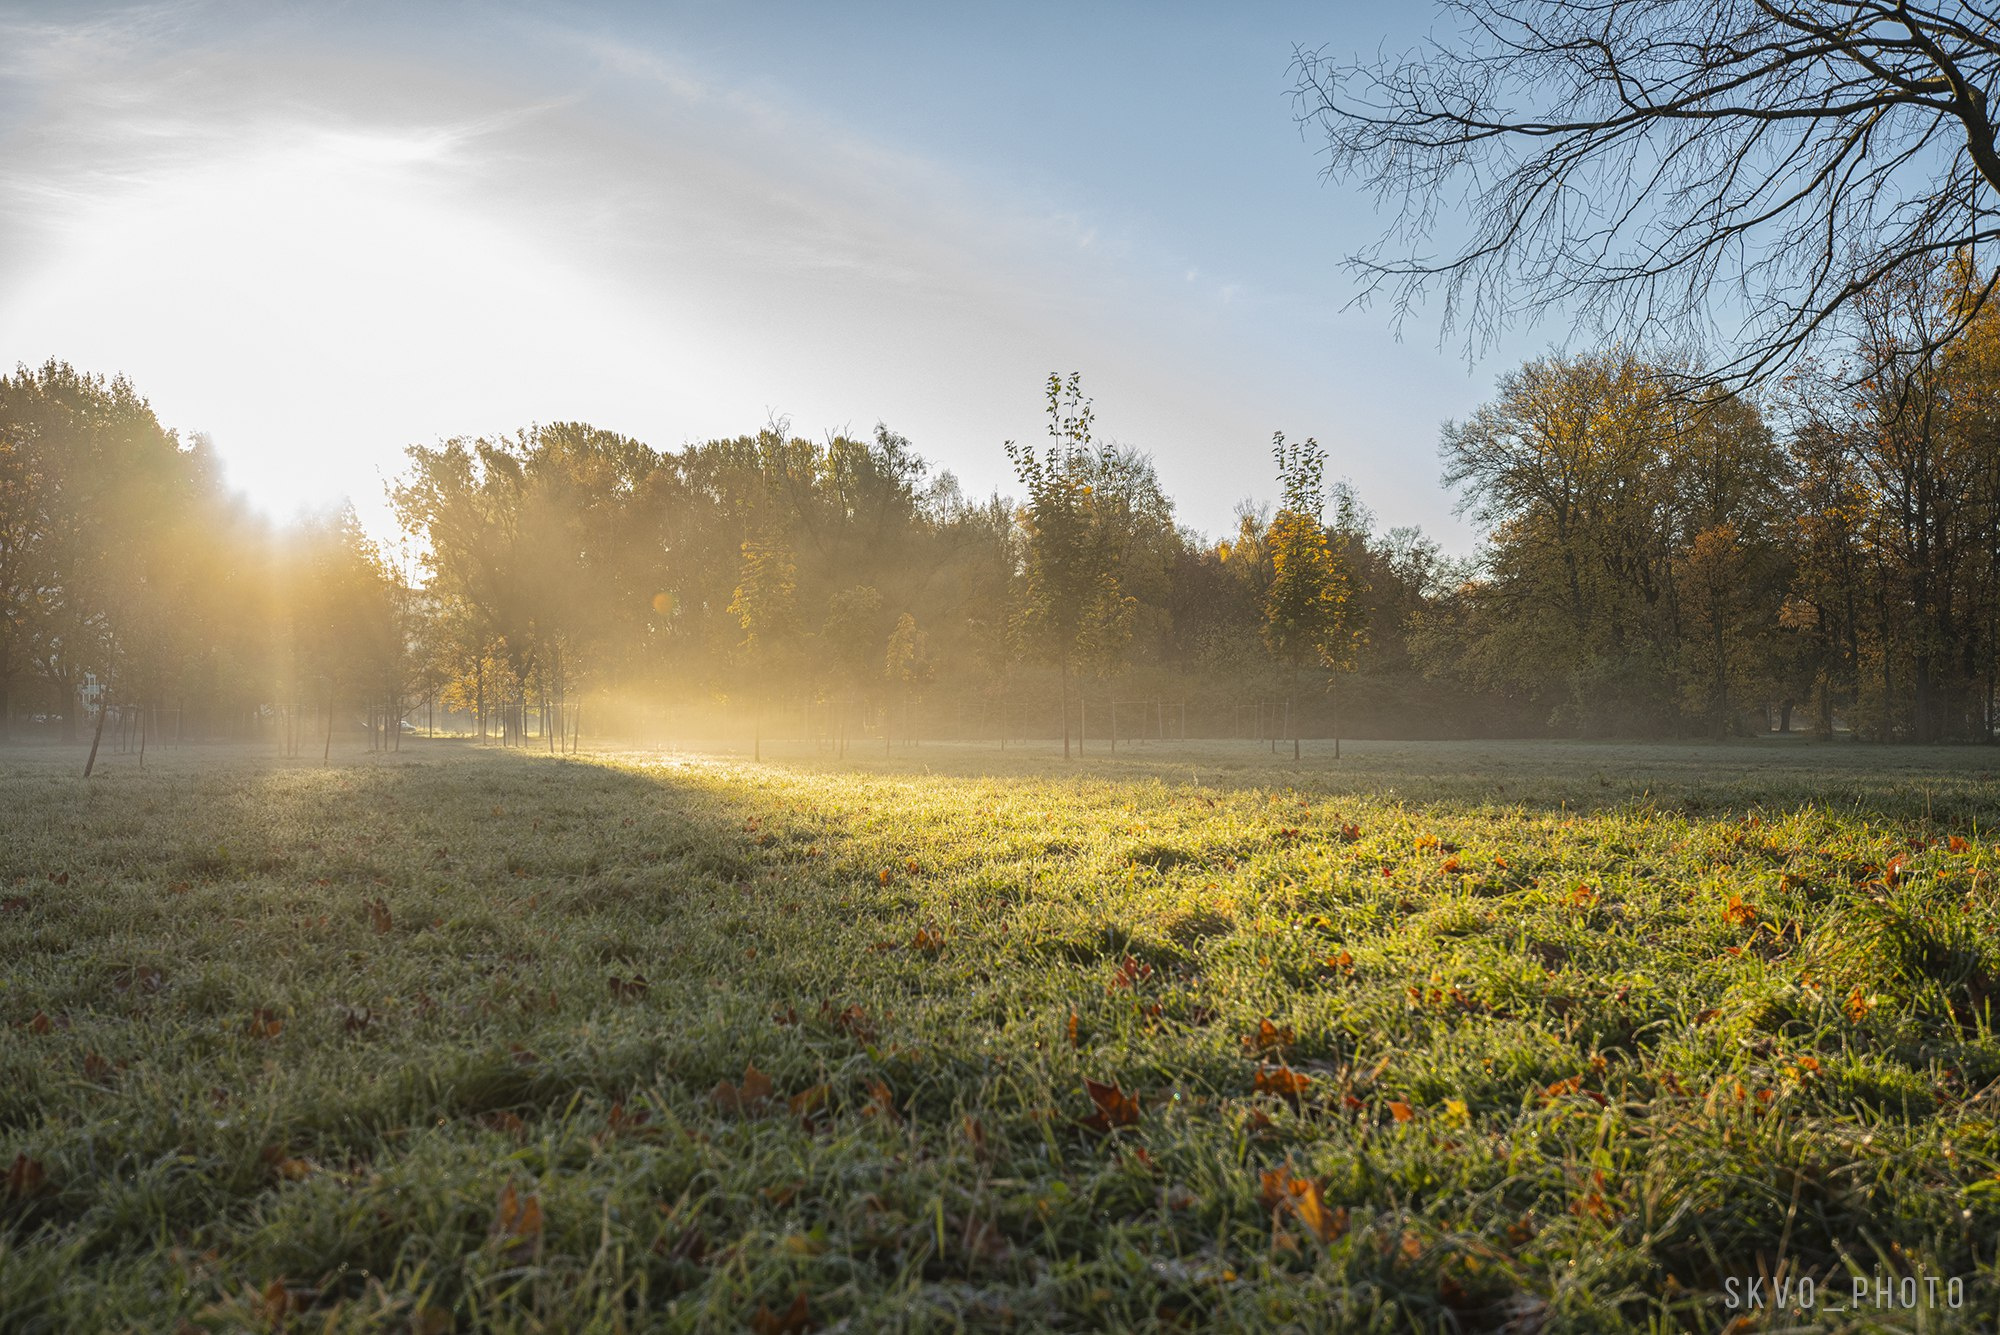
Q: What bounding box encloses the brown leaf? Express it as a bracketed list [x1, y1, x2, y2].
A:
[1722, 895, 1758, 927]
[364, 898, 393, 934]
[25, 1011, 51, 1036]
[81, 1052, 114, 1082]
[863, 1080, 900, 1123]
[1253, 1064, 1311, 1102]
[112, 966, 165, 995]
[911, 927, 945, 954]
[490, 1182, 543, 1258]
[1109, 956, 1153, 991]
[1387, 1100, 1413, 1123]
[246, 1009, 283, 1040]
[480, 1111, 526, 1138]
[609, 974, 649, 1002]
[1080, 1077, 1141, 1133]
[49, 871, 68, 886]
[0, 896, 28, 913]
[787, 1084, 829, 1122]
[749, 1292, 814, 1335]
[5, 1153, 47, 1199]
[1240, 1018, 1296, 1056]
[712, 1063, 776, 1116]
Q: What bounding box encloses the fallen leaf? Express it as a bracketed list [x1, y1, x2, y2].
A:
[490, 1181, 543, 1259]
[863, 1080, 900, 1123]
[1254, 1064, 1311, 1102]
[1722, 895, 1758, 927]
[749, 1292, 814, 1335]
[609, 974, 649, 1002]
[1240, 1018, 1296, 1056]
[1080, 1077, 1141, 1133]
[246, 1009, 283, 1040]
[5, 1153, 47, 1199]
[1259, 1165, 1346, 1242]
[1387, 1100, 1413, 1123]
[711, 1063, 776, 1116]
[364, 898, 393, 934]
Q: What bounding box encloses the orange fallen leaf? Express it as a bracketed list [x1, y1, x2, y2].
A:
[863, 1080, 900, 1123]
[1258, 1165, 1346, 1242]
[1240, 1018, 1296, 1056]
[246, 1009, 283, 1040]
[1387, 1100, 1413, 1123]
[491, 1181, 543, 1259]
[1722, 895, 1757, 927]
[1254, 1064, 1311, 1102]
[1845, 987, 1874, 1022]
[1080, 1077, 1141, 1133]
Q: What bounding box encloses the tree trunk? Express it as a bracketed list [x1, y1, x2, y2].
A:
[1060, 659, 1071, 760]
[82, 694, 110, 777]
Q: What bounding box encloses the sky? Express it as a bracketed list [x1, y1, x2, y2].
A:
[0, 1, 1552, 552]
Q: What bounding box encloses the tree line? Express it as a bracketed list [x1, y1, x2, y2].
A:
[6, 260, 2000, 748]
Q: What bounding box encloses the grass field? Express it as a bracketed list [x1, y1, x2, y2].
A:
[3, 737, 1999, 1332]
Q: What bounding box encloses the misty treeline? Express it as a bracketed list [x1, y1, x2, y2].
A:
[7, 257, 2000, 748]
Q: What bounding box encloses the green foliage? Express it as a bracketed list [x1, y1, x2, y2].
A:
[1003, 373, 1139, 681]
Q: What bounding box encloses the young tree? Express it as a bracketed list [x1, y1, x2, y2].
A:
[1262, 433, 1358, 759]
[1005, 373, 1136, 758]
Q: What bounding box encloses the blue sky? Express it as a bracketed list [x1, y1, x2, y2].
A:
[0, 1, 1549, 550]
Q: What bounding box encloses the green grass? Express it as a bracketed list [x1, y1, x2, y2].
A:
[2, 737, 1999, 1332]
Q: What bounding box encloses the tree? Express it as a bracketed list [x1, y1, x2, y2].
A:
[1262, 434, 1359, 759]
[1294, 2, 2000, 386]
[884, 611, 932, 748]
[1005, 373, 1137, 759]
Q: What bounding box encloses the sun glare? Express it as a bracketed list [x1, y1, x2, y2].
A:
[0, 125, 705, 530]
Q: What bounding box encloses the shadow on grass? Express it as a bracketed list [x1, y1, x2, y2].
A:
[2, 738, 1998, 1331]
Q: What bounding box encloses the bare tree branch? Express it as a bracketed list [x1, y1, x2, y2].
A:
[1294, 1, 2000, 386]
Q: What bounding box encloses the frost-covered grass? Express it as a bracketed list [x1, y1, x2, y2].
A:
[2, 737, 1998, 1331]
